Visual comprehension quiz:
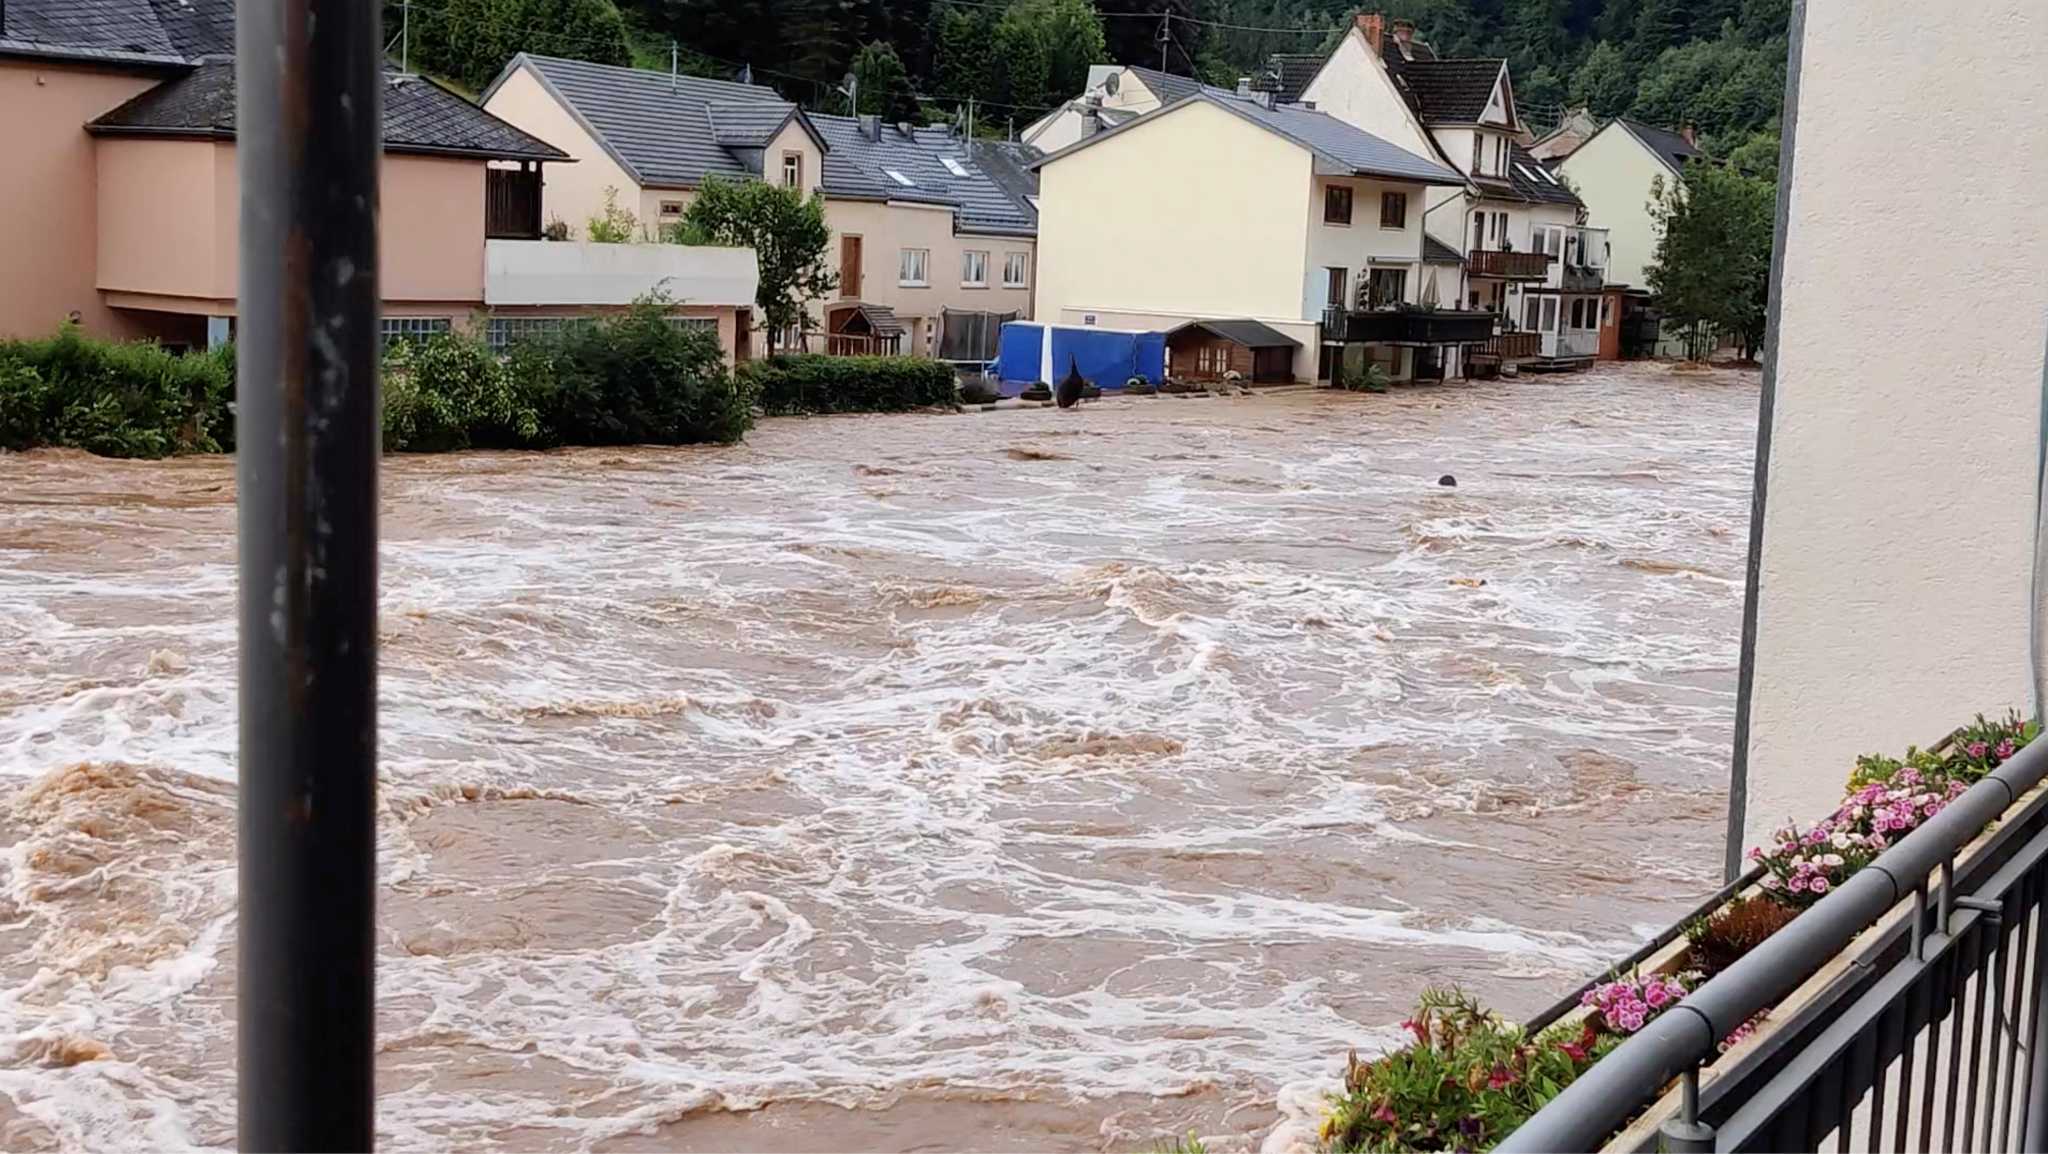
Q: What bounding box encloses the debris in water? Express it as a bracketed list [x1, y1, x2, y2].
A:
[145, 649, 188, 675]
[1004, 447, 1069, 462]
[1055, 357, 1086, 409]
[1449, 576, 1487, 588]
[1438, 474, 1457, 487]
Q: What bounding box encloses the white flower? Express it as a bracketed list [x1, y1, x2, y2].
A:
[1824, 853, 1844, 867]
[1831, 832, 1851, 849]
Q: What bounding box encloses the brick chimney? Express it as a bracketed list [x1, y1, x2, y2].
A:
[1391, 19, 1415, 46]
[1356, 12, 1384, 54]
[1679, 123, 1696, 146]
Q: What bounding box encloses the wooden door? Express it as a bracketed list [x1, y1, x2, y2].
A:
[840, 235, 862, 299]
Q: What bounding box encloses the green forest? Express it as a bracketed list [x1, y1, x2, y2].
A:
[387, 0, 1787, 169]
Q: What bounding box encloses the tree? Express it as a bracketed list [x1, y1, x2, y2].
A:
[1568, 41, 1635, 118]
[991, 4, 1054, 113]
[851, 41, 922, 121]
[931, 5, 996, 111]
[390, 0, 629, 90]
[1039, 0, 1108, 99]
[673, 176, 836, 355]
[1645, 162, 1774, 360]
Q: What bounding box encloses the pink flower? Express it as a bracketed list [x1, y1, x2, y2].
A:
[1968, 741, 1989, 759]
[1644, 983, 1671, 1009]
[1811, 876, 1830, 894]
[1488, 1063, 1515, 1090]
[1373, 1103, 1398, 1125]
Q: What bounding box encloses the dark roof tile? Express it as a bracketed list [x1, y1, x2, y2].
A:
[1390, 57, 1504, 124]
[1125, 65, 1204, 104]
[1618, 118, 1701, 172]
[1267, 53, 1324, 104]
[1168, 318, 1300, 349]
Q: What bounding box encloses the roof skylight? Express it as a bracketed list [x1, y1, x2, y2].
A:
[885, 168, 916, 187]
[941, 157, 970, 177]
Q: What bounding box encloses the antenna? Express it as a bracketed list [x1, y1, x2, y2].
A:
[400, 0, 409, 74]
[1157, 13, 1170, 72]
[838, 71, 858, 116]
[670, 42, 678, 94]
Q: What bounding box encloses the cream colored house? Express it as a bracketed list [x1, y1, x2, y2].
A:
[1033, 88, 1471, 383]
[1554, 117, 1700, 292]
[482, 54, 1038, 360]
[1020, 64, 1205, 153]
[1292, 14, 1605, 366]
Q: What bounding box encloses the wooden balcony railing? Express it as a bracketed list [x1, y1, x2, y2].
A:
[1467, 249, 1552, 279]
[485, 167, 543, 240]
[1475, 330, 1541, 360]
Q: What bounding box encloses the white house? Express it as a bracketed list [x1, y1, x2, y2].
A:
[1292, 14, 1608, 367]
[1554, 117, 1701, 293]
[1032, 87, 1473, 383]
[1019, 65, 1206, 154]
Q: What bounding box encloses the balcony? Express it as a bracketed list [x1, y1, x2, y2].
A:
[485, 166, 543, 240]
[1543, 329, 1599, 360]
[1467, 248, 1552, 280]
[483, 240, 758, 308]
[1321, 306, 1496, 345]
[1476, 330, 1541, 360]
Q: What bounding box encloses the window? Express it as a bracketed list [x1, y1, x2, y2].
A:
[781, 151, 803, 188]
[1540, 296, 1558, 332]
[1324, 266, 1348, 310]
[1570, 298, 1585, 329]
[1490, 211, 1506, 244]
[884, 168, 915, 187]
[899, 247, 929, 286]
[486, 315, 576, 352]
[659, 200, 684, 217]
[1379, 191, 1408, 229]
[380, 316, 450, 349]
[962, 250, 989, 287]
[1367, 267, 1407, 308]
[667, 316, 719, 336]
[1003, 251, 1029, 288]
[1600, 297, 1614, 328]
[1323, 183, 1353, 225]
[1493, 136, 1506, 175]
[1471, 212, 1485, 252]
[1471, 134, 1483, 174]
[1536, 225, 1563, 258]
[941, 157, 970, 177]
[1523, 297, 1541, 331]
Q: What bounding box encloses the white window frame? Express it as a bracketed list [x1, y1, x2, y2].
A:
[781, 151, 803, 189]
[899, 247, 930, 287]
[1540, 296, 1559, 332]
[1002, 251, 1029, 288]
[962, 249, 989, 288]
[380, 316, 451, 349]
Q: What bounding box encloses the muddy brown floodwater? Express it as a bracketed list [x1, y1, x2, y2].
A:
[0, 363, 1759, 1152]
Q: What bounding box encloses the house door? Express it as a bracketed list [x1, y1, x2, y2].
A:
[840, 235, 863, 299]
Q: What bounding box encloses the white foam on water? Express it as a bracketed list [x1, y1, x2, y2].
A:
[0, 365, 1759, 1150]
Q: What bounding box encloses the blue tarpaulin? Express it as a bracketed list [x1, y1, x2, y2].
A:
[993, 322, 1166, 396]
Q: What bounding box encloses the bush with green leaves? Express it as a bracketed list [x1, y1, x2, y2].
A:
[380, 330, 540, 452]
[742, 354, 958, 415]
[512, 301, 752, 445]
[0, 326, 234, 458]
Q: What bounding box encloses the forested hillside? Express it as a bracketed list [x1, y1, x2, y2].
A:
[388, 0, 1786, 165]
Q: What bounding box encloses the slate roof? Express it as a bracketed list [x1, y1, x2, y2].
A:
[1267, 53, 1325, 104]
[811, 114, 1037, 236]
[840, 302, 904, 337]
[1617, 117, 1701, 173]
[0, 0, 231, 64]
[1168, 318, 1300, 349]
[1126, 65, 1205, 105]
[706, 100, 804, 148]
[1499, 141, 1580, 206]
[1423, 234, 1464, 264]
[971, 141, 1042, 230]
[89, 63, 570, 161]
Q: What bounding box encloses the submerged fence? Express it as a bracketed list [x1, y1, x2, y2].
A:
[1500, 738, 2048, 1152]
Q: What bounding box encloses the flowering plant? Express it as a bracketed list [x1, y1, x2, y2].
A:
[1579, 970, 1694, 1036]
[1752, 766, 1968, 908]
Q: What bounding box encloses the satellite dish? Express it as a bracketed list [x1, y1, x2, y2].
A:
[1103, 71, 1120, 95]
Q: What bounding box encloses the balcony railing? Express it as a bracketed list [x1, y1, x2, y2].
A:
[1468, 248, 1552, 279]
[485, 167, 543, 240]
[1559, 263, 1606, 292]
[1500, 737, 2048, 1154]
[1476, 330, 1541, 360]
[1321, 306, 1495, 345]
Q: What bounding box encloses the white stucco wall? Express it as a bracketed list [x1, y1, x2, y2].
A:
[1035, 99, 1316, 375]
[1557, 123, 1677, 291]
[1303, 175, 1429, 314]
[1299, 29, 1440, 162]
[1737, 0, 2048, 854]
[482, 63, 644, 238]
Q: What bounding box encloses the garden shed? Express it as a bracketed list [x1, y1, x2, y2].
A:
[1165, 319, 1300, 383]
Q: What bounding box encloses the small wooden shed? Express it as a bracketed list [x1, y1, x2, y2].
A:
[1165, 319, 1300, 383]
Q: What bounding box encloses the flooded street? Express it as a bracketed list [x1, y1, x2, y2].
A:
[0, 363, 1757, 1152]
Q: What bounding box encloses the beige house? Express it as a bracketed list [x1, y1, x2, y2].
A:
[1291, 14, 1606, 367]
[481, 54, 1038, 361]
[1033, 88, 1471, 383]
[1020, 64, 1204, 154]
[1553, 117, 1701, 293]
[0, 0, 757, 360]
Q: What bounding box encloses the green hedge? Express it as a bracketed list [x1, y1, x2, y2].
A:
[0, 327, 234, 458]
[742, 354, 958, 415]
[512, 304, 753, 446]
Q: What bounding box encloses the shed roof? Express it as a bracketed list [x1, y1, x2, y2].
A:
[89, 63, 569, 162]
[1168, 318, 1301, 349]
[1423, 234, 1464, 264]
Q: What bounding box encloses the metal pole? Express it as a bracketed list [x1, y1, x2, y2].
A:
[236, 0, 381, 1148]
[1659, 1066, 1715, 1153]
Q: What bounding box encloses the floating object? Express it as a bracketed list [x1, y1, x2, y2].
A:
[1055, 357, 1085, 409]
[1438, 474, 1457, 487]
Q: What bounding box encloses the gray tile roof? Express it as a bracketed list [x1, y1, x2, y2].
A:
[1126, 66, 1205, 105]
[493, 54, 804, 188]
[0, 0, 235, 64]
[1168, 318, 1300, 348]
[1617, 118, 1701, 173]
[89, 62, 570, 161]
[706, 100, 801, 147]
[1036, 90, 1461, 187]
[812, 114, 1037, 236]
[1423, 234, 1464, 264]
[972, 141, 1040, 231]
[1500, 141, 1581, 206]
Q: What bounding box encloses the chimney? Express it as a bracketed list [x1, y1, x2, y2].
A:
[1391, 19, 1414, 47]
[1679, 123, 1697, 146]
[859, 113, 880, 142]
[1356, 13, 1384, 55]
[1235, 76, 1253, 98]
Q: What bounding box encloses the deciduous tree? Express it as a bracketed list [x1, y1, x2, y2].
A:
[673, 176, 836, 356]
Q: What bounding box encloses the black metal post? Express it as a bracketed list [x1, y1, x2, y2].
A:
[236, 0, 382, 1148]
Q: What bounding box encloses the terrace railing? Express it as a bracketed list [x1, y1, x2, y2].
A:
[1499, 737, 2048, 1152]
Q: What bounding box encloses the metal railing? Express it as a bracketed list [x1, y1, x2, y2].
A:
[1499, 738, 2048, 1152]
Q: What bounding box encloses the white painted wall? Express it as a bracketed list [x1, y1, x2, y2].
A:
[1299, 28, 1440, 162]
[1737, 0, 2048, 853]
[483, 239, 757, 307]
[1034, 99, 1317, 376]
[1302, 175, 1429, 314]
[1557, 122, 1678, 291]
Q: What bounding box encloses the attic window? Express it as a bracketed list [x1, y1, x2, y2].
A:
[1516, 163, 1541, 184]
[941, 157, 970, 177]
[885, 168, 916, 187]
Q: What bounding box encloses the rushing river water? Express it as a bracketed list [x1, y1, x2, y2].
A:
[0, 363, 1757, 1152]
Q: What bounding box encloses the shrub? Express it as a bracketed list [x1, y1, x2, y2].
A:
[516, 300, 751, 445]
[379, 330, 540, 452]
[1687, 896, 1800, 978]
[1336, 361, 1391, 394]
[743, 354, 958, 415]
[0, 325, 233, 457]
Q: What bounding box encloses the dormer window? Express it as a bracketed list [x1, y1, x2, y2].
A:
[782, 151, 803, 189]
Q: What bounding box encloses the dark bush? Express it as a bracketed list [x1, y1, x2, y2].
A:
[742, 354, 958, 415]
[1686, 895, 1801, 978]
[515, 302, 753, 445]
[381, 330, 539, 452]
[0, 326, 234, 457]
